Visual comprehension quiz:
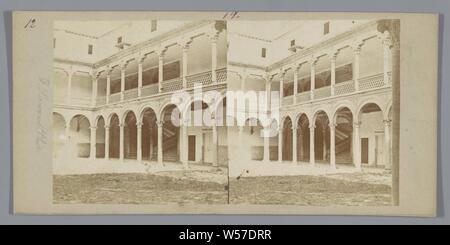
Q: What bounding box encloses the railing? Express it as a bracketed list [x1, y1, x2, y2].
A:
[335, 80, 355, 95]
[187, 71, 213, 88]
[124, 88, 138, 100]
[141, 83, 159, 97]
[109, 93, 121, 103]
[296, 91, 311, 103]
[216, 68, 227, 83]
[283, 95, 294, 105]
[314, 86, 331, 99]
[161, 77, 183, 92]
[359, 73, 384, 90]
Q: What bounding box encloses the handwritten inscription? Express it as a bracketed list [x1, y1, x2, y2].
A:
[36, 77, 49, 150]
[24, 18, 37, 29]
[222, 11, 240, 20]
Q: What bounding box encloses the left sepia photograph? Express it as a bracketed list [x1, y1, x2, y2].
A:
[51, 20, 229, 204]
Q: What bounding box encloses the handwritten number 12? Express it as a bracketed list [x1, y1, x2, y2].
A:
[24, 18, 36, 29]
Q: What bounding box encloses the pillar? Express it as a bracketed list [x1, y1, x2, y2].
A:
[383, 119, 392, 169]
[293, 68, 299, 104]
[182, 44, 189, 88]
[119, 123, 124, 162]
[331, 54, 336, 96]
[120, 63, 126, 101]
[292, 126, 297, 163]
[137, 58, 143, 97]
[353, 46, 361, 91]
[309, 125, 315, 166]
[391, 34, 400, 205]
[353, 122, 361, 169]
[263, 128, 270, 162]
[137, 122, 142, 163]
[106, 71, 111, 104]
[310, 60, 316, 100]
[105, 125, 110, 160]
[157, 121, 164, 166]
[330, 123, 336, 169]
[158, 53, 164, 93]
[66, 70, 73, 104]
[322, 127, 327, 161]
[278, 127, 283, 163]
[279, 72, 284, 107]
[212, 120, 219, 167]
[383, 34, 392, 85]
[91, 75, 98, 107]
[211, 35, 218, 82]
[90, 126, 97, 160]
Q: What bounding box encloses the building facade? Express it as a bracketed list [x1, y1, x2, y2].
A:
[52, 20, 228, 170]
[227, 19, 397, 174]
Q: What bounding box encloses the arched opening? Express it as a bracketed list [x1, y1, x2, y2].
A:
[109, 114, 120, 159]
[358, 102, 384, 166]
[334, 107, 354, 164]
[282, 117, 293, 161]
[141, 107, 158, 162]
[52, 112, 66, 159]
[96, 116, 106, 158]
[314, 111, 330, 163]
[124, 111, 137, 160]
[68, 114, 91, 158]
[297, 114, 310, 162]
[161, 104, 180, 163]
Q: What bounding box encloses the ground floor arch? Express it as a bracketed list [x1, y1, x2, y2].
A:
[53, 112, 66, 159]
[68, 114, 91, 158]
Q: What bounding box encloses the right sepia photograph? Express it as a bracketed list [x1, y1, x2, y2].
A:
[226, 19, 399, 206]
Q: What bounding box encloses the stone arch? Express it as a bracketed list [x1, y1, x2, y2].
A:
[123, 110, 138, 160]
[312, 110, 330, 163]
[52, 112, 66, 159]
[281, 116, 293, 161]
[68, 114, 91, 158]
[141, 106, 158, 162]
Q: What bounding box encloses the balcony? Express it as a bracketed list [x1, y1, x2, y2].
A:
[282, 73, 390, 106]
[55, 69, 227, 108]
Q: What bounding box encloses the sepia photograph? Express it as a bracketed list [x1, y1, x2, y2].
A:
[11, 11, 437, 216]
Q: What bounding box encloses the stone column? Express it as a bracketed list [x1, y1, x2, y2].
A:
[106, 68, 111, 104]
[137, 56, 144, 97]
[137, 122, 143, 163]
[383, 34, 392, 86]
[292, 125, 297, 163]
[330, 123, 336, 169]
[383, 119, 392, 169]
[353, 45, 361, 91]
[293, 67, 299, 104]
[278, 127, 283, 163]
[330, 53, 336, 96]
[105, 125, 110, 160]
[181, 40, 191, 89]
[157, 120, 164, 166]
[90, 126, 97, 160]
[309, 125, 315, 166]
[210, 34, 218, 82]
[91, 74, 98, 107]
[263, 127, 270, 162]
[120, 63, 127, 101]
[67, 70, 73, 104]
[353, 122, 361, 169]
[181, 120, 189, 168]
[158, 51, 165, 93]
[119, 123, 125, 162]
[212, 120, 219, 167]
[279, 71, 285, 107]
[310, 58, 316, 100]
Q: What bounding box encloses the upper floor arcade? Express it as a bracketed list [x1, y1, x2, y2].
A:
[53, 20, 227, 109]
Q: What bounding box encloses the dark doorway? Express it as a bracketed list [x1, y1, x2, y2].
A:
[361, 138, 369, 164]
[188, 135, 196, 161]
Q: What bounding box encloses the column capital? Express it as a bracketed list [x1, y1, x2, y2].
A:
[120, 60, 130, 71]
[351, 41, 363, 54]
[291, 125, 298, 130]
[354, 121, 361, 128]
[104, 125, 110, 130]
[136, 122, 143, 128]
[309, 125, 316, 131]
[136, 53, 147, 64]
[377, 19, 400, 50]
[156, 120, 164, 127]
[179, 37, 193, 50]
[105, 65, 113, 76]
[328, 48, 339, 60]
[310, 55, 319, 65]
[155, 46, 167, 58]
[383, 119, 392, 126]
[119, 123, 125, 128]
[89, 126, 97, 130]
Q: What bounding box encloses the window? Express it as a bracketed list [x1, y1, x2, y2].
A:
[290, 39, 296, 47]
[151, 20, 158, 32]
[117, 36, 122, 44]
[261, 48, 267, 58]
[88, 44, 93, 55]
[324, 22, 330, 35]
